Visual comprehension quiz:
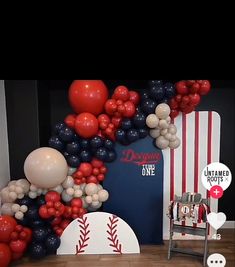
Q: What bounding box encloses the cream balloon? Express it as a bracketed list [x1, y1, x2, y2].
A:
[92, 194, 99, 201]
[62, 176, 74, 189]
[149, 128, 161, 138]
[166, 116, 171, 124]
[24, 147, 68, 188]
[74, 189, 83, 198]
[98, 189, 109, 202]
[91, 201, 100, 207]
[169, 137, 181, 149]
[82, 197, 89, 208]
[155, 136, 169, 149]
[50, 185, 63, 194]
[20, 205, 28, 213]
[155, 103, 170, 119]
[61, 191, 73, 202]
[158, 119, 169, 129]
[16, 179, 30, 193]
[169, 134, 177, 142]
[87, 202, 102, 211]
[66, 188, 74, 196]
[12, 204, 20, 212]
[0, 188, 12, 203]
[28, 191, 37, 199]
[85, 195, 93, 204]
[146, 114, 159, 128]
[30, 184, 37, 192]
[18, 193, 24, 199]
[15, 211, 24, 220]
[67, 167, 77, 176]
[160, 129, 168, 136]
[164, 133, 172, 140]
[168, 124, 177, 134]
[9, 191, 17, 201]
[85, 183, 98, 196]
[0, 203, 14, 216]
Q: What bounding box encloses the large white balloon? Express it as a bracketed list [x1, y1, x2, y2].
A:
[24, 147, 68, 188]
[155, 136, 169, 149]
[155, 103, 170, 119]
[146, 114, 159, 128]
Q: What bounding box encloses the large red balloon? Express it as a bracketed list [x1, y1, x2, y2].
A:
[68, 80, 109, 115]
[0, 216, 17, 243]
[75, 113, 98, 138]
[0, 243, 11, 267]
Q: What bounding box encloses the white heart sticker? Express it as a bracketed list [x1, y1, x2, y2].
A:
[207, 212, 226, 230]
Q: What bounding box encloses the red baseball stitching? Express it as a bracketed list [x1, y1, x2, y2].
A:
[107, 215, 122, 254]
[76, 215, 90, 254]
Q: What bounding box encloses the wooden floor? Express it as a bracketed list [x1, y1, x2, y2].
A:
[11, 229, 235, 267]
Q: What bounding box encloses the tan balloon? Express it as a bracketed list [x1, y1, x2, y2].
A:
[160, 129, 168, 136]
[166, 116, 171, 124]
[164, 133, 172, 140]
[158, 119, 169, 129]
[146, 114, 159, 128]
[155, 136, 169, 149]
[168, 124, 177, 134]
[62, 176, 74, 189]
[16, 179, 30, 193]
[24, 147, 68, 188]
[155, 103, 171, 119]
[169, 137, 181, 149]
[98, 189, 109, 202]
[85, 195, 93, 204]
[85, 183, 98, 196]
[149, 128, 161, 138]
[0, 203, 14, 216]
[169, 134, 177, 142]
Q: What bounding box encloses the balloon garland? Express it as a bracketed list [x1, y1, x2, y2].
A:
[0, 80, 211, 265]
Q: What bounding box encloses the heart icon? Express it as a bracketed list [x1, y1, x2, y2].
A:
[207, 212, 226, 230]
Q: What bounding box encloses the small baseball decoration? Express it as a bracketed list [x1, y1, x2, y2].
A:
[57, 212, 140, 255]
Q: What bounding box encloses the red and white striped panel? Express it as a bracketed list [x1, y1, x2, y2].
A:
[163, 111, 221, 240]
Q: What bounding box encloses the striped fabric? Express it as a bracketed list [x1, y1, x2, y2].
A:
[163, 111, 221, 240]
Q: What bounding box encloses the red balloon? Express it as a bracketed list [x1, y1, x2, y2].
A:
[79, 163, 92, 177]
[199, 80, 211, 95]
[60, 219, 71, 230]
[189, 93, 201, 106]
[182, 95, 190, 104]
[182, 105, 195, 114]
[112, 86, 130, 101]
[23, 228, 32, 244]
[0, 243, 11, 267]
[39, 206, 51, 219]
[189, 82, 200, 93]
[0, 216, 17, 243]
[175, 81, 188, 95]
[175, 94, 182, 102]
[75, 113, 98, 138]
[86, 175, 98, 184]
[91, 158, 103, 168]
[170, 109, 179, 119]
[71, 198, 83, 208]
[97, 174, 105, 181]
[64, 114, 76, 128]
[45, 191, 61, 202]
[123, 101, 136, 118]
[68, 80, 108, 115]
[169, 98, 178, 109]
[111, 117, 122, 128]
[11, 251, 23, 261]
[129, 91, 140, 106]
[105, 99, 117, 115]
[9, 240, 27, 253]
[98, 114, 110, 124]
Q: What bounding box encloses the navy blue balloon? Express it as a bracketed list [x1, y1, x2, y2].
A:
[121, 118, 133, 130]
[95, 147, 108, 161]
[104, 139, 115, 150]
[161, 97, 169, 104]
[72, 133, 80, 142]
[90, 136, 104, 148]
[132, 112, 146, 128]
[36, 196, 46, 206]
[54, 122, 66, 135]
[66, 141, 80, 155]
[17, 216, 29, 226]
[33, 227, 48, 242]
[25, 206, 40, 220]
[141, 90, 149, 100]
[44, 225, 53, 236]
[49, 136, 64, 152]
[45, 234, 61, 254]
[141, 98, 157, 115]
[80, 139, 90, 149]
[63, 151, 70, 160]
[30, 242, 46, 259]
[67, 155, 80, 167]
[115, 129, 126, 142]
[138, 128, 148, 138]
[31, 220, 45, 229]
[126, 129, 140, 142]
[149, 86, 164, 101]
[16, 196, 33, 206]
[120, 138, 131, 146]
[80, 150, 92, 162]
[106, 150, 117, 162]
[164, 82, 175, 98]
[58, 126, 74, 142]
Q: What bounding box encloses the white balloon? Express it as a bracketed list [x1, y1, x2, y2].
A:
[87, 202, 102, 211]
[12, 204, 20, 212]
[74, 189, 83, 198]
[28, 191, 37, 199]
[80, 183, 86, 192]
[30, 184, 38, 192]
[97, 184, 103, 191]
[81, 197, 89, 208]
[17, 193, 24, 199]
[66, 188, 74, 196]
[169, 134, 177, 142]
[164, 133, 172, 140]
[146, 114, 159, 128]
[61, 191, 73, 202]
[149, 128, 161, 138]
[166, 116, 171, 124]
[168, 124, 177, 134]
[85, 196, 93, 204]
[15, 211, 24, 220]
[169, 137, 181, 149]
[73, 185, 81, 190]
[85, 183, 98, 196]
[92, 194, 99, 201]
[98, 189, 109, 202]
[158, 119, 169, 129]
[15, 186, 23, 194]
[50, 185, 63, 194]
[1, 188, 12, 203]
[37, 188, 43, 195]
[20, 205, 28, 213]
[16, 179, 30, 193]
[68, 167, 77, 176]
[91, 201, 100, 207]
[62, 176, 74, 189]
[9, 191, 17, 201]
[9, 185, 16, 192]
[155, 103, 170, 119]
[160, 129, 168, 136]
[155, 136, 169, 149]
[24, 147, 68, 188]
[1, 203, 14, 215]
